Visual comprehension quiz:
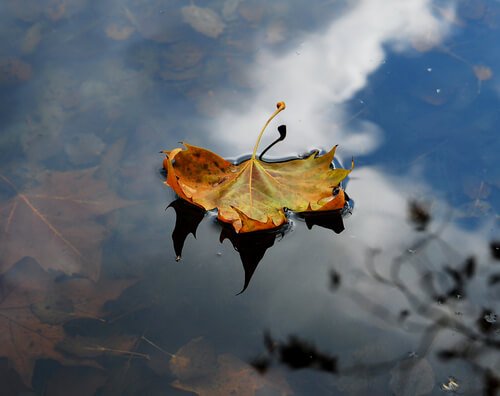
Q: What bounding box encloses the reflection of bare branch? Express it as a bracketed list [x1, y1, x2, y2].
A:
[255, 200, 500, 394]
[353, 204, 500, 393]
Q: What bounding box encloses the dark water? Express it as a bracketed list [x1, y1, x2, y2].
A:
[1, 0, 499, 395]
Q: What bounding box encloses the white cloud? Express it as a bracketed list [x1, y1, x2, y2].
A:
[210, 0, 454, 160]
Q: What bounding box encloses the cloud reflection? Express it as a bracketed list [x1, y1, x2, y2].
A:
[210, 0, 454, 158]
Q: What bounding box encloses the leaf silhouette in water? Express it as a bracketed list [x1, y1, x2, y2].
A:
[167, 199, 349, 293]
[162, 102, 352, 233]
[0, 257, 136, 386]
[297, 206, 346, 234]
[167, 199, 205, 261]
[219, 225, 281, 294]
[0, 167, 133, 280]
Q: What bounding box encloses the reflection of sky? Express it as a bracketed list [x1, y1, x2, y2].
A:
[0, 0, 500, 394]
[210, 0, 453, 158]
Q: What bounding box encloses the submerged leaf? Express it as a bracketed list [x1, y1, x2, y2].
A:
[0, 167, 133, 280]
[181, 5, 225, 38]
[170, 337, 292, 396]
[0, 258, 135, 386]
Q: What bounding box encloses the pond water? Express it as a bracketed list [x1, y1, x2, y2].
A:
[1, 0, 500, 395]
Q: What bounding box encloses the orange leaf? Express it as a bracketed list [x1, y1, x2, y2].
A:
[163, 102, 352, 233]
[0, 167, 133, 280]
[169, 337, 292, 396]
[0, 258, 135, 386]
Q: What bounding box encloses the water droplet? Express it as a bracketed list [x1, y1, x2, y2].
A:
[436, 88, 441, 94]
[441, 377, 459, 392]
[216, 251, 222, 257]
[175, 256, 181, 262]
[427, 67, 432, 72]
[484, 313, 497, 324]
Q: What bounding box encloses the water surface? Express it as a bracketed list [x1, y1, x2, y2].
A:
[0, 0, 500, 395]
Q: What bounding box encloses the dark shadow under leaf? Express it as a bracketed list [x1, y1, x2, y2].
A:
[219, 226, 281, 294]
[167, 199, 205, 261]
[297, 209, 345, 234]
[166, 198, 350, 293]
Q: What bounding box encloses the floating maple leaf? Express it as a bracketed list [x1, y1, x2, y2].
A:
[163, 101, 352, 233]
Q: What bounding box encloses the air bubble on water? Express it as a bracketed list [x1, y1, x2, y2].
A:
[484, 313, 497, 323]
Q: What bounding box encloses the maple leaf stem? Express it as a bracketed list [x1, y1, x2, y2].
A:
[141, 335, 176, 358]
[251, 102, 286, 161]
[0, 173, 19, 193]
[0, 172, 83, 259]
[248, 102, 286, 209]
[84, 346, 150, 360]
